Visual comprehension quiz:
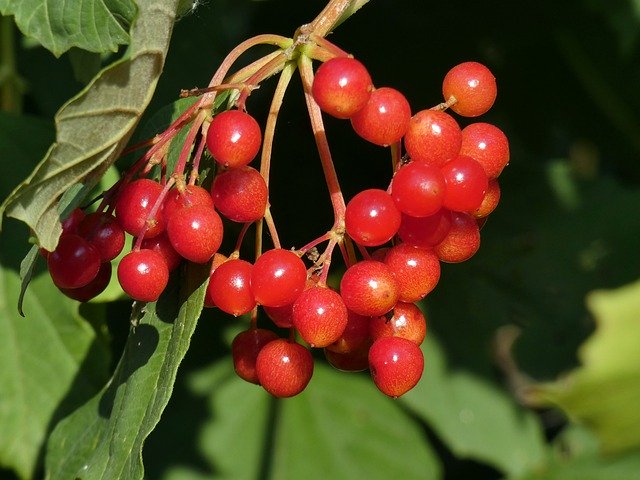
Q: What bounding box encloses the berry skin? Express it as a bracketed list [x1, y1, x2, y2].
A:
[369, 302, 427, 346]
[434, 211, 481, 263]
[48, 234, 101, 289]
[397, 209, 453, 248]
[251, 248, 307, 307]
[442, 61, 497, 117]
[403, 109, 462, 167]
[369, 336, 424, 398]
[391, 162, 446, 217]
[61, 208, 86, 235]
[211, 166, 268, 223]
[459, 122, 510, 179]
[324, 343, 370, 372]
[325, 309, 371, 354]
[140, 232, 182, 272]
[231, 328, 279, 384]
[292, 286, 349, 348]
[472, 178, 501, 218]
[340, 260, 399, 317]
[60, 261, 112, 302]
[255, 339, 314, 398]
[117, 249, 169, 302]
[77, 212, 125, 262]
[114, 178, 165, 238]
[207, 258, 256, 316]
[440, 155, 489, 213]
[383, 243, 441, 303]
[166, 204, 223, 264]
[206, 110, 262, 168]
[350, 87, 411, 146]
[345, 189, 401, 247]
[163, 184, 214, 225]
[312, 57, 373, 119]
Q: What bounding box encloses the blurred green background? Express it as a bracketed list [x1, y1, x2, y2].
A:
[2, 0, 640, 479]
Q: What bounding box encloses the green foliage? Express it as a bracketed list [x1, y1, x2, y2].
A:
[2, 1, 640, 479]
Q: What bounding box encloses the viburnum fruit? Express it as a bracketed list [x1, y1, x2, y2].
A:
[251, 248, 307, 307]
[383, 243, 441, 303]
[345, 188, 401, 247]
[459, 122, 510, 179]
[350, 87, 411, 146]
[292, 285, 349, 348]
[325, 309, 371, 354]
[255, 339, 314, 397]
[166, 204, 223, 263]
[140, 232, 182, 272]
[368, 336, 424, 397]
[211, 166, 268, 223]
[114, 178, 166, 238]
[117, 249, 169, 302]
[231, 328, 279, 384]
[403, 109, 462, 167]
[59, 261, 112, 302]
[312, 56, 373, 119]
[397, 209, 453, 248]
[77, 211, 125, 262]
[440, 155, 489, 213]
[47, 234, 101, 289]
[206, 110, 262, 168]
[163, 184, 215, 224]
[340, 260, 399, 317]
[442, 61, 497, 117]
[434, 211, 481, 263]
[369, 302, 427, 346]
[207, 258, 256, 316]
[390, 162, 446, 217]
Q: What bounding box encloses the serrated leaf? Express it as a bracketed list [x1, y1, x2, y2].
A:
[44, 262, 209, 480]
[527, 279, 640, 454]
[0, 0, 182, 252]
[0, 266, 110, 479]
[400, 336, 547, 478]
[0, 0, 137, 57]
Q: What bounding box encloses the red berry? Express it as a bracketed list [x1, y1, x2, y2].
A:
[440, 155, 489, 212]
[231, 328, 279, 384]
[442, 61, 497, 117]
[206, 110, 262, 168]
[166, 204, 223, 264]
[370, 302, 427, 346]
[391, 162, 446, 217]
[403, 109, 462, 167]
[203, 253, 229, 308]
[397, 209, 453, 248]
[48, 234, 101, 289]
[255, 339, 314, 398]
[140, 232, 182, 272]
[251, 248, 307, 307]
[207, 258, 256, 316]
[77, 211, 125, 262]
[59, 261, 112, 302]
[114, 178, 165, 238]
[383, 243, 440, 303]
[340, 260, 399, 317]
[369, 336, 424, 397]
[211, 166, 268, 223]
[350, 87, 411, 146]
[460, 122, 510, 179]
[163, 184, 214, 225]
[434, 211, 481, 263]
[61, 208, 86, 235]
[324, 343, 370, 372]
[312, 57, 373, 119]
[117, 249, 169, 302]
[325, 309, 371, 354]
[292, 286, 349, 348]
[345, 189, 401, 247]
[472, 178, 501, 219]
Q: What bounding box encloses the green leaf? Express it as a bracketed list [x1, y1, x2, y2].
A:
[45, 262, 209, 480]
[400, 336, 547, 478]
[0, 0, 183, 252]
[0, 267, 110, 479]
[0, 0, 137, 57]
[147, 346, 441, 480]
[527, 279, 640, 454]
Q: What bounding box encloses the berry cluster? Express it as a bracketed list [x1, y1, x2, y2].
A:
[41, 28, 508, 399]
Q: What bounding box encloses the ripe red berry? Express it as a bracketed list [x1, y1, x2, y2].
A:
[472, 178, 501, 219]
[434, 211, 481, 263]
[459, 122, 510, 179]
[403, 109, 462, 167]
[59, 261, 112, 302]
[251, 248, 307, 307]
[48, 234, 101, 289]
[312, 57, 373, 119]
[391, 162, 446, 217]
[140, 232, 182, 272]
[206, 110, 262, 168]
[61, 208, 86, 235]
[340, 260, 399, 317]
[292, 286, 349, 348]
[211, 166, 268, 223]
[442, 61, 497, 117]
[203, 253, 228, 308]
[368, 336, 424, 397]
[440, 155, 489, 212]
[162, 184, 214, 225]
[117, 249, 169, 302]
[383, 243, 440, 303]
[166, 204, 223, 264]
[324, 343, 370, 372]
[77, 211, 125, 262]
[345, 189, 401, 247]
[325, 309, 371, 354]
[114, 178, 165, 238]
[369, 302, 427, 346]
[231, 328, 279, 384]
[207, 258, 256, 316]
[255, 339, 314, 398]
[397, 209, 453, 248]
[350, 87, 411, 146]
